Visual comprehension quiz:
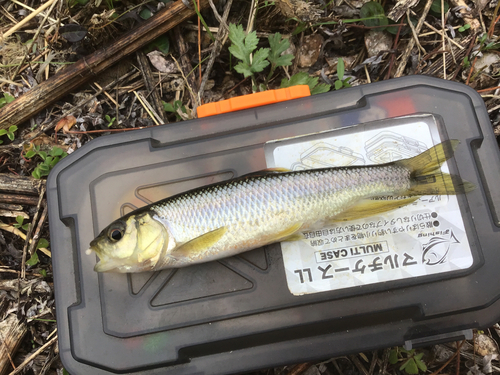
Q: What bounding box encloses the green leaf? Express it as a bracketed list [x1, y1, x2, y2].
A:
[144, 34, 170, 54]
[310, 83, 331, 95]
[415, 357, 427, 371]
[360, 2, 388, 27]
[7, 131, 14, 141]
[268, 33, 293, 67]
[50, 157, 60, 168]
[63, 368, 70, 375]
[25, 150, 36, 158]
[337, 58, 345, 80]
[234, 62, 254, 78]
[292, 21, 308, 36]
[389, 349, 399, 364]
[458, 23, 470, 32]
[26, 251, 39, 266]
[402, 358, 418, 374]
[139, 8, 152, 19]
[32, 168, 41, 179]
[51, 147, 64, 156]
[280, 71, 310, 88]
[38, 151, 47, 161]
[38, 163, 50, 172]
[4, 93, 15, 104]
[0, 98, 6, 108]
[16, 216, 24, 225]
[228, 24, 257, 65]
[430, 0, 449, 14]
[0, 129, 6, 136]
[251, 48, 270, 73]
[162, 101, 175, 112]
[37, 238, 49, 248]
[22, 223, 30, 231]
[40, 269, 47, 277]
[9, 125, 17, 133]
[335, 80, 343, 90]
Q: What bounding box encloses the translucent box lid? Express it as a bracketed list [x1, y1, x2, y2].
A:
[48, 76, 500, 374]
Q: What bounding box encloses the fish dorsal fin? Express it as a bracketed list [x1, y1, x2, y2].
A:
[332, 197, 419, 222]
[239, 168, 292, 179]
[271, 222, 304, 242]
[173, 227, 227, 257]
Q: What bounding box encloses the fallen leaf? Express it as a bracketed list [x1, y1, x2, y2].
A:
[298, 34, 324, 68]
[147, 51, 177, 73]
[59, 24, 88, 43]
[55, 115, 77, 133]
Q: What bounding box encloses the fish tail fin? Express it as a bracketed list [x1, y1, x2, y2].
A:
[396, 140, 475, 196]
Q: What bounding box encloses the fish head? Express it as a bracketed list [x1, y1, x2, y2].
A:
[88, 211, 168, 273]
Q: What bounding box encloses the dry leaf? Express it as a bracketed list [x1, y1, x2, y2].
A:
[147, 51, 177, 73]
[298, 34, 324, 67]
[55, 115, 76, 134]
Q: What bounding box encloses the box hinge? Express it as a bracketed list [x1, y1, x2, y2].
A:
[404, 329, 473, 350]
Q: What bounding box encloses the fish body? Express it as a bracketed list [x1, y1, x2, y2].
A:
[88, 140, 473, 273]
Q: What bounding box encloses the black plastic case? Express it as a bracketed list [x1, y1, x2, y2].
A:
[47, 76, 500, 374]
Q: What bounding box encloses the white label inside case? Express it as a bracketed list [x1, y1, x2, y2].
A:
[265, 116, 473, 296]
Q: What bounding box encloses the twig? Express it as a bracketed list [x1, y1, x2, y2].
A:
[133, 91, 161, 125]
[27, 204, 48, 258]
[478, 85, 500, 93]
[465, 55, 478, 85]
[395, 0, 433, 77]
[171, 55, 198, 114]
[0, 221, 50, 256]
[385, 24, 403, 79]
[407, 10, 425, 54]
[8, 0, 60, 24]
[136, 50, 167, 123]
[428, 340, 465, 375]
[94, 82, 119, 107]
[450, 33, 476, 81]
[198, 0, 234, 99]
[8, 333, 58, 375]
[364, 64, 371, 83]
[0, 78, 23, 87]
[0, 332, 16, 373]
[20, 186, 45, 279]
[410, 13, 464, 50]
[1, 0, 58, 41]
[10, 0, 60, 81]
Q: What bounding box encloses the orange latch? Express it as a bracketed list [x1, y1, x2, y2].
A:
[197, 85, 311, 118]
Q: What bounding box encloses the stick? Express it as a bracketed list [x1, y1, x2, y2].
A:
[20, 186, 45, 279]
[8, 333, 57, 375]
[0, 315, 27, 375]
[0, 0, 212, 130]
[1, 0, 58, 41]
[27, 204, 48, 258]
[394, 0, 433, 77]
[136, 50, 167, 123]
[198, 0, 234, 100]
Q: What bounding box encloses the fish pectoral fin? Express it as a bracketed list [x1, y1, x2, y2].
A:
[173, 227, 228, 257]
[272, 222, 304, 242]
[332, 197, 419, 222]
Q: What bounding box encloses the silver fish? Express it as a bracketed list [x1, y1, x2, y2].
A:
[87, 140, 473, 272]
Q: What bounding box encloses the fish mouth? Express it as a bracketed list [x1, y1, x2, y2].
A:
[94, 258, 120, 272]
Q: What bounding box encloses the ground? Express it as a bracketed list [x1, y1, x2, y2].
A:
[1, 0, 500, 373]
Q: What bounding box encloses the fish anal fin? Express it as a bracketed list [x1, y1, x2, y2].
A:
[173, 227, 227, 257]
[332, 197, 419, 222]
[272, 222, 303, 242]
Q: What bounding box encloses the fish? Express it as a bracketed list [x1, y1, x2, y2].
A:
[87, 140, 474, 273]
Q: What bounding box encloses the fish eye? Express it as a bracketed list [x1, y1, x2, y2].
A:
[108, 227, 124, 242]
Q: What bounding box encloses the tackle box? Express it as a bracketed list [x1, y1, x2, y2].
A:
[47, 76, 500, 374]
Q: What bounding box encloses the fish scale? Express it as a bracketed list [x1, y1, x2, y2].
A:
[150, 165, 411, 263]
